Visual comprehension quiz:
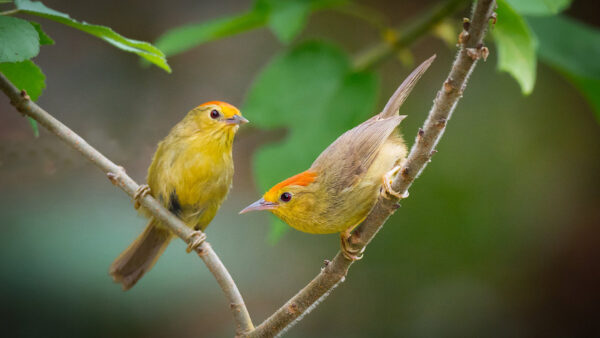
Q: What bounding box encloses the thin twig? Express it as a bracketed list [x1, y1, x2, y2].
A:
[0, 9, 20, 16]
[247, 1, 496, 336]
[331, 2, 390, 31]
[353, 0, 469, 72]
[0, 75, 254, 336]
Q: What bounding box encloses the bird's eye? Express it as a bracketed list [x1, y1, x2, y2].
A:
[210, 109, 220, 119]
[280, 192, 292, 202]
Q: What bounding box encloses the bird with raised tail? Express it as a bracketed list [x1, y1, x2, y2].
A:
[240, 56, 435, 260]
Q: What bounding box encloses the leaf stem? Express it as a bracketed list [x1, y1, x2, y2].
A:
[0, 9, 19, 16]
[331, 2, 389, 31]
[353, 0, 469, 72]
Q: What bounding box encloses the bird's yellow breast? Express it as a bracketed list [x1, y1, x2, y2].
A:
[147, 128, 235, 230]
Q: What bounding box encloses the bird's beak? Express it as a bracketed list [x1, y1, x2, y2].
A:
[225, 114, 249, 125]
[239, 198, 278, 214]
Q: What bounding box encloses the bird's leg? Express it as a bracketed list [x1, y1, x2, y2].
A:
[186, 231, 207, 253]
[340, 229, 364, 261]
[133, 184, 151, 209]
[381, 165, 409, 200]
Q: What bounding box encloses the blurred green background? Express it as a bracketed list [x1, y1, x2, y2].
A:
[1, 0, 599, 337]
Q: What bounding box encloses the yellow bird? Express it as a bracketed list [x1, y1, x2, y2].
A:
[110, 101, 248, 290]
[241, 57, 434, 260]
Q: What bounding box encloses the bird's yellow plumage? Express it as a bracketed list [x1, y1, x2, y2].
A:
[110, 101, 247, 290]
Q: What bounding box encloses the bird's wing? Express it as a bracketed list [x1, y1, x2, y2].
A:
[311, 115, 404, 189]
[308, 56, 434, 191]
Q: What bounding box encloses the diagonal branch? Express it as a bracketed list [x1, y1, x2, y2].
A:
[247, 1, 496, 337]
[0, 75, 254, 336]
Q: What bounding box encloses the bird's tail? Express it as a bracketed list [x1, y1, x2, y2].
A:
[109, 218, 171, 290]
[379, 54, 436, 119]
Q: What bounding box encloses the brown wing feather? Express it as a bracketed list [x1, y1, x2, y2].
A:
[378, 55, 435, 119]
[311, 115, 405, 189]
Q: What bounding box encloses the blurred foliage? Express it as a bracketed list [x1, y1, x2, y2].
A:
[494, 0, 537, 95]
[0, 60, 44, 100]
[154, 0, 345, 58]
[431, 19, 459, 47]
[492, 0, 576, 95]
[492, 0, 600, 121]
[153, 11, 267, 58]
[529, 15, 600, 122]
[0, 15, 39, 62]
[0, 0, 170, 134]
[265, 0, 315, 43]
[29, 21, 53, 45]
[13, 0, 170, 72]
[0, 60, 44, 136]
[0, 0, 170, 94]
[505, 0, 571, 15]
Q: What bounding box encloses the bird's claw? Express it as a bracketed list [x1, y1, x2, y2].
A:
[381, 166, 409, 200]
[340, 232, 364, 261]
[186, 231, 207, 253]
[133, 184, 151, 209]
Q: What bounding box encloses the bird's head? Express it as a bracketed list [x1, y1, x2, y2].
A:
[240, 171, 318, 222]
[190, 101, 248, 136]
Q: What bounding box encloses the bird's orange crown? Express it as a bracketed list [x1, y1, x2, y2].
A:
[199, 101, 240, 118]
[264, 170, 317, 202]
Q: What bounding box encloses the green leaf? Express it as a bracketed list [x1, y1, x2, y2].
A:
[14, 0, 170, 72]
[153, 0, 346, 60]
[267, 0, 312, 43]
[29, 21, 53, 45]
[568, 75, 600, 123]
[504, 0, 571, 16]
[27, 117, 39, 137]
[0, 60, 45, 136]
[243, 41, 379, 239]
[493, 0, 537, 95]
[0, 59, 45, 100]
[528, 16, 600, 78]
[0, 15, 39, 62]
[155, 10, 267, 58]
[264, 0, 345, 43]
[528, 16, 600, 121]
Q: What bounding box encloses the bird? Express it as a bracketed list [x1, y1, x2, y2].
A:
[110, 101, 248, 290]
[240, 56, 435, 261]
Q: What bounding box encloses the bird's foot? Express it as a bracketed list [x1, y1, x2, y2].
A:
[381, 165, 409, 200]
[340, 232, 364, 261]
[186, 231, 207, 253]
[133, 184, 151, 209]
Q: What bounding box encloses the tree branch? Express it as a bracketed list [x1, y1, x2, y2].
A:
[0, 75, 254, 336]
[247, 1, 496, 336]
